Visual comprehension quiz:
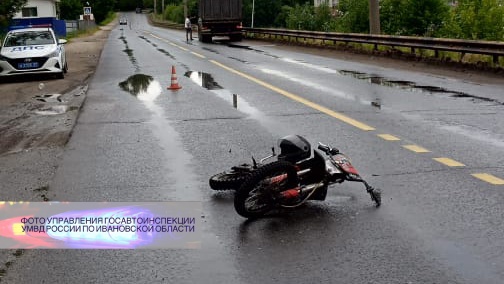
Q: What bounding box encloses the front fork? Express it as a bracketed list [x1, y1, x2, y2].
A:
[362, 180, 381, 207]
[342, 173, 380, 206]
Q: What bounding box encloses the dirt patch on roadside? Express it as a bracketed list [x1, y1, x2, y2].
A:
[0, 25, 114, 274]
[0, 23, 113, 155]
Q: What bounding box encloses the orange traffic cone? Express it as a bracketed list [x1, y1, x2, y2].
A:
[167, 65, 182, 90]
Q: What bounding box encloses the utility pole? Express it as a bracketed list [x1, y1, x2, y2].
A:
[154, 0, 157, 15]
[251, 0, 255, 28]
[184, 0, 188, 18]
[162, 0, 165, 14]
[369, 0, 381, 34]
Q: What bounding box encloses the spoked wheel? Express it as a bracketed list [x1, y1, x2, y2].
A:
[234, 161, 298, 219]
[209, 164, 255, 190]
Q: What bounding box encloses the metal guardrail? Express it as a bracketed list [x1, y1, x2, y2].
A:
[243, 27, 504, 64]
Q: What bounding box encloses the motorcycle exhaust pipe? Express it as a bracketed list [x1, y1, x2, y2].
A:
[279, 184, 320, 200]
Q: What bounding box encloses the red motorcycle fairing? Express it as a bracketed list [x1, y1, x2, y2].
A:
[332, 154, 359, 175]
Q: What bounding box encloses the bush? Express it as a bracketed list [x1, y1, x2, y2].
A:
[163, 4, 184, 24]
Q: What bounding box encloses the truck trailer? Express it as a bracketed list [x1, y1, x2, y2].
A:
[197, 0, 243, 43]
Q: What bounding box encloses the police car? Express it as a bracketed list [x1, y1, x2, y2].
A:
[0, 27, 68, 79]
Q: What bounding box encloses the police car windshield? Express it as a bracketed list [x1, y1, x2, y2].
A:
[4, 31, 55, 47]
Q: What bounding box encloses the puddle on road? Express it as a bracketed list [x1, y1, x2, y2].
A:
[119, 74, 156, 98]
[259, 68, 374, 107]
[339, 70, 504, 105]
[184, 71, 291, 135]
[282, 58, 338, 74]
[440, 124, 504, 148]
[226, 43, 280, 59]
[184, 71, 223, 90]
[119, 74, 200, 200]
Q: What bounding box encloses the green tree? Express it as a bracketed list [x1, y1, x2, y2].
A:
[337, 0, 369, 33]
[286, 3, 315, 30]
[314, 2, 334, 31]
[380, 0, 449, 36]
[143, 0, 153, 10]
[380, 0, 406, 35]
[60, 0, 83, 20]
[0, 0, 28, 27]
[273, 5, 293, 27]
[116, 0, 140, 11]
[404, 0, 449, 36]
[242, 0, 283, 27]
[161, 0, 197, 23]
[85, 0, 117, 23]
[440, 0, 504, 40]
[163, 4, 184, 22]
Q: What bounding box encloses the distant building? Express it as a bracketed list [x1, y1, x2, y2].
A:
[13, 0, 61, 19]
[314, 0, 339, 8]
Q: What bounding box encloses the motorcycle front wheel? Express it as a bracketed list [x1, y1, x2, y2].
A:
[234, 161, 298, 219]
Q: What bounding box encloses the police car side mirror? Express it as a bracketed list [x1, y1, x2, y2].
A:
[58, 39, 67, 45]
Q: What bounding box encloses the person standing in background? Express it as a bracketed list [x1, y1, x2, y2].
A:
[185, 16, 193, 42]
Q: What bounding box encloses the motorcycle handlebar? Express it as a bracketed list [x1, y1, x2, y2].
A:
[317, 142, 339, 155]
[318, 143, 330, 152]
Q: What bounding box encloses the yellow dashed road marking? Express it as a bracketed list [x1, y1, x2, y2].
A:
[378, 134, 400, 141]
[209, 60, 375, 131]
[472, 173, 504, 185]
[403, 145, 430, 153]
[176, 45, 189, 51]
[191, 52, 205, 58]
[433, 157, 465, 167]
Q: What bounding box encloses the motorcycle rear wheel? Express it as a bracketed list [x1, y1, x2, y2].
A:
[209, 164, 255, 190]
[209, 172, 249, 190]
[234, 161, 298, 219]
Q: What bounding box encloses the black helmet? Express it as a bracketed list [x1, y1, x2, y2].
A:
[277, 135, 311, 163]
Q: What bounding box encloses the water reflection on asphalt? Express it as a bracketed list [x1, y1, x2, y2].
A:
[119, 74, 200, 201]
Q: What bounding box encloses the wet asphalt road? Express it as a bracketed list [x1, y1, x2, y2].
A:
[5, 12, 504, 284]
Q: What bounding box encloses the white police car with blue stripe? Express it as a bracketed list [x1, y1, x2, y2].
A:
[0, 27, 68, 79]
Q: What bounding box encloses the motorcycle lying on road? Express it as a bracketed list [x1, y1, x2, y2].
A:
[232, 135, 382, 219]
